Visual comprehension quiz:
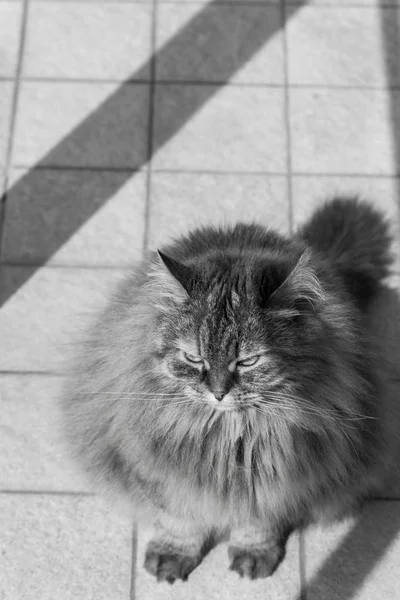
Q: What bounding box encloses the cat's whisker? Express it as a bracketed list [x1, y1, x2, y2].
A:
[264, 392, 371, 424]
[83, 391, 189, 397]
[299, 405, 373, 425]
[261, 398, 337, 422]
[253, 404, 360, 446]
[148, 398, 197, 405]
[339, 415, 378, 422]
[145, 397, 192, 401]
[263, 399, 335, 420]
[149, 399, 205, 410]
[152, 401, 195, 409]
[75, 393, 195, 406]
[251, 407, 290, 424]
[266, 391, 377, 421]
[258, 401, 360, 432]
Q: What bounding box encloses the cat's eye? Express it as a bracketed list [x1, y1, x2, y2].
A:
[183, 352, 204, 365]
[236, 356, 260, 368]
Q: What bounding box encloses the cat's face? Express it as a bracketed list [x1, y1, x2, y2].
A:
[162, 304, 275, 412]
[151, 249, 331, 414]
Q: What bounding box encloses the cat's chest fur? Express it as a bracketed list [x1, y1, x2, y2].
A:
[149, 414, 313, 526]
[144, 396, 371, 529]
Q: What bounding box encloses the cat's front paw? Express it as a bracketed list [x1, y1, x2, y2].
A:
[144, 542, 200, 584]
[228, 544, 284, 580]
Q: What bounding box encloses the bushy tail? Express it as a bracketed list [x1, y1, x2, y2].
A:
[298, 197, 394, 305]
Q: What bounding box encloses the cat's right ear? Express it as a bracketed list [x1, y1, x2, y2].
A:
[158, 251, 194, 295]
[268, 250, 326, 313]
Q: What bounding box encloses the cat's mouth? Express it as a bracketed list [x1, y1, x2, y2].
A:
[204, 391, 236, 412]
[213, 403, 236, 413]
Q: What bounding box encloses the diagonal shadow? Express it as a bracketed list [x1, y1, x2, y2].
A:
[300, 501, 400, 600]
[295, 234, 400, 595]
[0, 0, 307, 307]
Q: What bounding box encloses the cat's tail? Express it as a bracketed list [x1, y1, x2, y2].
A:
[297, 197, 394, 303]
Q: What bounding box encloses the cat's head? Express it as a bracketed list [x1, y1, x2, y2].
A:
[144, 236, 354, 420]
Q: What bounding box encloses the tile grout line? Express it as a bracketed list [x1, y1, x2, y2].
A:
[2, 263, 400, 275]
[130, 520, 139, 600]
[8, 166, 400, 178]
[2, 0, 398, 7]
[0, 262, 136, 269]
[285, 1, 400, 5]
[131, 0, 160, 595]
[281, 0, 294, 234]
[0, 0, 29, 259]
[1, 487, 399, 501]
[284, 6, 305, 598]
[0, 489, 95, 496]
[299, 531, 307, 600]
[0, 369, 63, 375]
[3, 77, 400, 90]
[282, 3, 303, 596]
[11, 165, 148, 173]
[142, 0, 158, 257]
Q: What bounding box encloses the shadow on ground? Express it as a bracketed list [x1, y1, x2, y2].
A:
[0, 0, 307, 307]
[295, 286, 400, 597]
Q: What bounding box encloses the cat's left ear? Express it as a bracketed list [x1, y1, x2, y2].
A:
[270, 250, 326, 312]
[158, 251, 195, 295]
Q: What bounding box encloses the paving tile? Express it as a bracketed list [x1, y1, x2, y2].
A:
[287, 6, 398, 87]
[0, 374, 90, 491]
[0, 266, 125, 371]
[0, 81, 13, 167]
[153, 85, 287, 172]
[284, 0, 400, 8]
[291, 175, 400, 226]
[290, 89, 397, 175]
[23, 3, 152, 80]
[158, 0, 279, 3]
[135, 524, 301, 599]
[303, 502, 400, 599]
[155, 4, 284, 84]
[1, 168, 146, 265]
[12, 81, 149, 168]
[148, 172, 288, 249]
[287, 1, 400, 5]
[30, 0, 150, 3]
[0, 494, 133, 600]
[0, 2, 22, 77]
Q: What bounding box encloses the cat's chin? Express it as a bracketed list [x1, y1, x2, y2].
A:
[213, 404, 236, 413]
[208, 400, 237, 413]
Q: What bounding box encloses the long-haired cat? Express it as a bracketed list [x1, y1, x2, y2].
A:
[62, 198, 400, 583]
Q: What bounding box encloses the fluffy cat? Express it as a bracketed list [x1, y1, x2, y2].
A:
[62, 198, 400, 583]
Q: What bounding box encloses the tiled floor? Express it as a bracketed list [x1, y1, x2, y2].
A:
[1, 0, 400, 599]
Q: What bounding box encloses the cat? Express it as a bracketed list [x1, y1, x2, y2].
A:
[62, 197, 400, 583]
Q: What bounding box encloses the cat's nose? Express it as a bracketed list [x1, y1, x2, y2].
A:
[205, 370, 233, 401]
